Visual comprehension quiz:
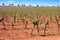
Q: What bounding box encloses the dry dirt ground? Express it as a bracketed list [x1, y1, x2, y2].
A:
[0, 17, 60, 40]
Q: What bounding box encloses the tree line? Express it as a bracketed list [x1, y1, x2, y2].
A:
[0, 3, 60, 7]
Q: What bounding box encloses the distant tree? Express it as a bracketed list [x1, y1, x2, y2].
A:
[52, 5, 54, 7]
[11, 4, 13, 6]
[37, 5, 39, 7]
[29, 5, 31, 7]
[9, 4, 10, 6]
[9, 4, 13, 6]
[18, 4, 20, 6]
[58, 5, 59, 7]
[2, 3, 5, 6]
[23, 4, 25, 6]
[22, 4, 23, 6]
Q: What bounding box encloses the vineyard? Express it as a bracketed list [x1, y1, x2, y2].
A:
[0, 6, 60, 40]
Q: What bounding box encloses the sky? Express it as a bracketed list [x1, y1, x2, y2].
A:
[0, 0, 60, 6]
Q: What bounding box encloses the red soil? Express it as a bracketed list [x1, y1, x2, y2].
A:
[0, 16, 60, 40]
